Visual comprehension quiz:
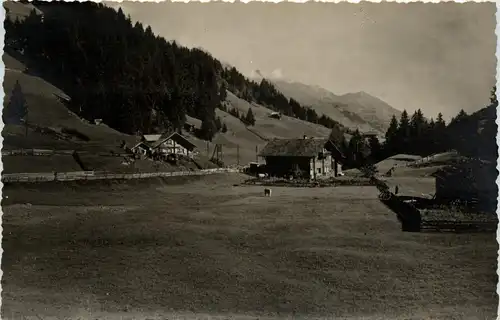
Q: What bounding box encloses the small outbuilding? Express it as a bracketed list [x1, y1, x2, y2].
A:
[431, 159, 497, 208]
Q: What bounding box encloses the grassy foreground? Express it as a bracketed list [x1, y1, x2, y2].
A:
[2, 174, 497, 319]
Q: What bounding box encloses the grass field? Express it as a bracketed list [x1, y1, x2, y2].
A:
[2, 174, 497, 319]
[2, 155, 81, 173]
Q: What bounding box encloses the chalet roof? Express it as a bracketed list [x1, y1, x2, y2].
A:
[258, 138, 343, 159]
[131, 141, 152, 150]
[151, 132, 197, 151]
[142, 134, 162, 143]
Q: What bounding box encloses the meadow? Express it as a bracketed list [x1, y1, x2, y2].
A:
[2, 174, 497, 320]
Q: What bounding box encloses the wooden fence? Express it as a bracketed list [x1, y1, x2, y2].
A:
[2, 149, 132, 157]
[243, 177, 375, 188]
[2, 149, 76, 156]
[372, 176, 422, 232]
[2, 168, 241, 183]
[378, 192, 422, 232]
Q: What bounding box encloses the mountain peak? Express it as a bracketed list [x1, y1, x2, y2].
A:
[270, 79, 401, 135]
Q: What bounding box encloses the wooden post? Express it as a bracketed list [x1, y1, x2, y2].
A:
[255, 145, 258, 163]
[25, 112, 28, 137]
[206, 141, 209, 157]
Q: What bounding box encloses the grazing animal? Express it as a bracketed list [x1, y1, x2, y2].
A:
[264, 188, 272, 197]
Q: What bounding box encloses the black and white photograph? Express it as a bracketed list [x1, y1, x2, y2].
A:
[1, 1, 498, 319]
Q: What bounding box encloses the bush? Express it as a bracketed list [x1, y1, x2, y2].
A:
[360, 163, 378, 178]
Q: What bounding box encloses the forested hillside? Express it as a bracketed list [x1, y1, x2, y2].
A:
[4, 1, 344, 142]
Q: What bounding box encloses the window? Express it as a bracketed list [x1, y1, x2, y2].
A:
[318, 168, 321, 174]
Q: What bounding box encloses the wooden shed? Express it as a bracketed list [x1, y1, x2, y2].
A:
[431, 159, 497, 208]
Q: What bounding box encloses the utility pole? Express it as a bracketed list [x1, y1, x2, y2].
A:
[220, 144, 223, 164]
[237, 144, 240, 166]
[24, 111, 29, 137]
[206, 141, 209, 157]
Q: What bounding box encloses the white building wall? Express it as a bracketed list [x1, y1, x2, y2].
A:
[158, 139, 189, 156]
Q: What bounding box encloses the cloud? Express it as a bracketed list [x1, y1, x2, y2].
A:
[270, 69, 284, 79]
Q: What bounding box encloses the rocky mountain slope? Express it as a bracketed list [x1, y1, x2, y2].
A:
[256, 75, 402, 136]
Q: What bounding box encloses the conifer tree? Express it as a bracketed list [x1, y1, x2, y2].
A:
[245, 108, 256, 126]
[397, 110, 410, 146]
[385, 115, 399, 147]
[4, 80, 28, 129]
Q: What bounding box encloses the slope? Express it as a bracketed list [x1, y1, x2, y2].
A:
[337, 91, 402, 134]
[3, 53, 138, 153]
[271, 79, 401, 136]
[183, 91, 333, 166]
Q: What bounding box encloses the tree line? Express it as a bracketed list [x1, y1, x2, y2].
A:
[5, 1, 344, 142]
[330, 87, 498, 169]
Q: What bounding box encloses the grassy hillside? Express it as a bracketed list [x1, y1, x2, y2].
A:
[224, 91, 331, 140]
[182, 91, 333, 165]
[3, 53, 138, 153]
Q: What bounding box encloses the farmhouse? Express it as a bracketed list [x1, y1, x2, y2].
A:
[431, 159, 497, 208]
[258, 136, 344, 179]
[151, 132, 197, 158]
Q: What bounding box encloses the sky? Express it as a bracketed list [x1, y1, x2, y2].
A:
[109, 1, 497, 120]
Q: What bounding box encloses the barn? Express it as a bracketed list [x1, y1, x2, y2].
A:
[431, 159, 497, 209]
[258, 136, 345, 180]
